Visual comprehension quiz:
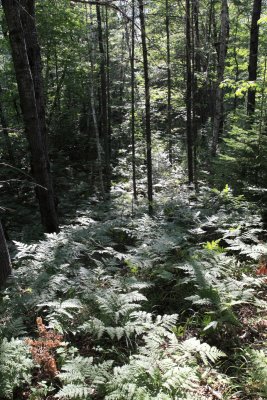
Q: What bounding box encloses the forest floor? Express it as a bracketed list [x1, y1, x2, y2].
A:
[1, 172, 267, 400]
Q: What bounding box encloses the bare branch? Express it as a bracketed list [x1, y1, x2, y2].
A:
[70, 0, 131, 22]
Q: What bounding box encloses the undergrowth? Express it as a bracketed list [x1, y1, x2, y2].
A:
[0, 177, 266, 400]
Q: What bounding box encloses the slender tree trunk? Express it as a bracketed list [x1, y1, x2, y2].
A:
[20, 0, 49, 158]
[0, 86, 15, 164]
[90, 82, 105, 195]
[47, 65, 67, 126]
[131, 0, 137, 200]
[87, 6, 105, 195]
[166, 0, 172, 165]
[247, 0, 262, 116]
[211, 0, 229, 157]
[0, 221, 12, 287]
[119, 32, 127, 106]
[138, 0, 153, 215]
[105, 7, 112, 159]
[192, 0, 200, 187]
[193, 0, 201, 73]
[2, 0, 59, 233]
[186, 0, 194, 183]
[233, 12, 240, 113]
[255, 54, 267, 184]
[96, 4, 110, 192]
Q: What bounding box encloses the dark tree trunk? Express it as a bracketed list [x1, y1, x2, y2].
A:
[0, 221, 12, 287]
[2, 0, 59, 233]
[20, 0, 48, 152]
[247, 0, 262, 116]
[232, 12, 240, 113]
[166, 0, 172, 165]
[105, 7, 112, 160]
[138, 0, 153, 215]
[192, 0, 200, 186]
[96, 4, 110, 192]
[87, 5, 105, 194]
[0, 86, 15, 165]
[131, 0, 137, 200]
[211, 0, 229, 157]
[186, 0, 194, 184]
[47, 65, 67, 126]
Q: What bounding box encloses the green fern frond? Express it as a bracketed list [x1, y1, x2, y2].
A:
[0, 339, 33, 398]
[55, 384, 93, 399]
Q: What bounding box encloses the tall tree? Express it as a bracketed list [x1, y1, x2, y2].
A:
[192, 0, 200, 185]
[0, 220, 12, 287]
[105, 7, 112, 158]
[211, 0, 229, 157]
[131, 0, 137, 200]
[247, 0, 262, 116]
[166, 0, 172, 165]
[138, 0, 153, 214]
[2, 0, 59, 233]
[0, 85, 15, 165]
[186, 0, 194, 183]
[96, 4, 110, 192]
[87, 5, 105, 194]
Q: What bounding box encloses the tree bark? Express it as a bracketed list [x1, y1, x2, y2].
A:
[96, 4, 110, 192]
[166, 0, 172, 165]
[105, 7, 112, 160]
[247, 0, 262, 116]
[2, 0, 59, 233]
[0, 86, 15, 165]
[0, 220, 12, 287]
[186, 0, 194, 183]
[138, 0, 153, 215]
[192, 0, 200, 186]
[87, 6, 105, 195]
[211, 0, 229, 157]
[131, 0, 137, 200]
[20, 0, 48, 151]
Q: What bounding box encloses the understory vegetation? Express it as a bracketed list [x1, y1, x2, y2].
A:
[1, 0, 267, 398]
[1, 164, 266, 399]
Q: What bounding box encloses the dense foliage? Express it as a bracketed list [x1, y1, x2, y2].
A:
[0, 0, 267, 399]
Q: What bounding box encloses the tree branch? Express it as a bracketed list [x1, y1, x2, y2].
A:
[70, 0, 131, 22]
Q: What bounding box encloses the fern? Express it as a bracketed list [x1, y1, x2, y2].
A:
[56, 384, 93, 399]
[1, 177, 265, 400]
[106, 329, 224, 399]
[0, 338, 33, 399]
[56, 356, 112, 399]
[178, 338, 225, 365]
[177, 250, 261, 330]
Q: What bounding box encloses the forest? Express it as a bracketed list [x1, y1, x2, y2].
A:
[0, 0, 267, 399]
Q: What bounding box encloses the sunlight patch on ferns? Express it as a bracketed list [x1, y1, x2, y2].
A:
[0, 338, 33, 398]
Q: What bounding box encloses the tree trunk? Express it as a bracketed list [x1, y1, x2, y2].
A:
[131, 0, 137, 200]
[20, 0, 49, 159]
[186, 0, 194, 183]
[166, 0, 172, 165]
[2, 0, 59, 233]
[211, 0, 229, 157]
[105, 7, 112, 160]
[96, 4, 110, 192]
[87, 6, 105, 195]
[192, 0, 200, 187]
[47, 65, 67, 126]
[0, 220, 12, 287]
[247, 0, 262, 116]
[138, 0, 153, 215]
[0, 86, 15, 165]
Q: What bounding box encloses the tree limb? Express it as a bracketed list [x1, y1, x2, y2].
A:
[70, 0, 131, 21]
